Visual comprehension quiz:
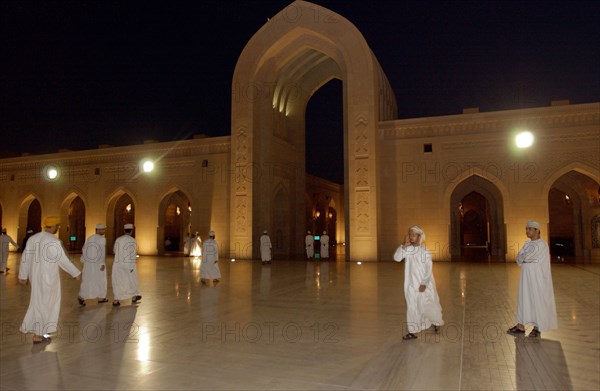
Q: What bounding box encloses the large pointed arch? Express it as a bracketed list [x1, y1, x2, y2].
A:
[157, 187, 193, 254]
[448, 175, 506, 261]
[230, 1, 397, 261]
[17, 193, 44, 245]
[60, 191, 87, 251]
[541, 161, 600, 198]
[105, 187, 138, 252]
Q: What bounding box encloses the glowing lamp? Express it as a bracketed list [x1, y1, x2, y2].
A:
[142, 160, 155, 173]
[515, 131, 534, 148]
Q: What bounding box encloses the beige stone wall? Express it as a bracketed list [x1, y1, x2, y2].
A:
[0, 137, 231, 256]
[379, 103, 600, 261]
[2, 103, 598, 261]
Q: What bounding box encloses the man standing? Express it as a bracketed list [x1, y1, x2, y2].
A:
[305, 230, 314, 260]
[260, 230, 272, 265]
[320, 231, 330, 259]
[393, 226, 444, 340]
[201, 230, 221, 283]
[18, 216, 81, 344]
[78, 224, 108, 306]
[112, 223, 141, 306]
[0, 228, 19, 273]
[507, 220, 557, 337]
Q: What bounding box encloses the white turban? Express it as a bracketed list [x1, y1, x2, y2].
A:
[96, 224, 107, 229]
[409, 225, 425, 242]
[526, 220, 540, 230]
[124, 223, 134, 230]
[209, 230, 215, 237]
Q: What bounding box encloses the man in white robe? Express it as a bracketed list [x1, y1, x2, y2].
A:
[112, 223, 141, 306]
[320, 231, 330, 259]
[507, 220, 557, 338]
[305, 231, 314, 259]
[18, 216, 81, 344]
[260, 230, 272, 265]
[1, 228, 19, 273]
[78, 224, 108, 306]
[393, 225, 444, 340]
[201, 230, 221, 283]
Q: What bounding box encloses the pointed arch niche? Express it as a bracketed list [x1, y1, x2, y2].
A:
[106, 190, 136, 253]
[17, 194, 42, 245]
[547, 170, 600, 260]
[60, 193, 87, 252]
[450, 176, 506, 261]
[230, 1, 397, 261]
[158, 189, 192, 254]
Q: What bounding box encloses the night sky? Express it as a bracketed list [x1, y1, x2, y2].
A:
[2, 1, 598, 183]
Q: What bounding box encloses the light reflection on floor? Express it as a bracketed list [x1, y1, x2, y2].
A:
[0, 253, 598, 390]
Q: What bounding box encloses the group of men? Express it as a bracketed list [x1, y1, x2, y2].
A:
[4, 218, 557, 344]
[393, 221, 557, 341]
[14, 218, 142, 344]
[304, 230, 330, 259]
[259, 229, 332, 263]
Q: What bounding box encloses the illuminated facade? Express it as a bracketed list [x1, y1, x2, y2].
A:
[1, 1, 599, 261]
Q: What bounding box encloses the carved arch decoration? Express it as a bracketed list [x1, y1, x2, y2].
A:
[230, 1, 397, 260]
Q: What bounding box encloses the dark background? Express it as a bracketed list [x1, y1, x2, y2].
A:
[2, 1, 598, 183]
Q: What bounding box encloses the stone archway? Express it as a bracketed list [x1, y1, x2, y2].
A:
[547, 170, 600, 260]
[106, 190, 136, 253]
[158, 190, 192, 254]
[450, 176, 506, 261]
[17, 195, 42, 245]
[230, 1, 397, 261]
[66, 196, 86, 252]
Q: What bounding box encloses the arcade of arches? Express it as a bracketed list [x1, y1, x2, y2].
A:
[0, 1, 599, 262]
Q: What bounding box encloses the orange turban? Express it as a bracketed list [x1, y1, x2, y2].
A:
[43, 216, 61, 227]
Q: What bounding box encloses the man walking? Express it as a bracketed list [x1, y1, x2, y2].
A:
[0, 228, 19, 273]
[18, 216, 81, 344]
[112, 223, 141, 306]
[78, 224, 109, 306]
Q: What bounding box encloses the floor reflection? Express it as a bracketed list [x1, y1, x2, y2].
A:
[0, 253, 598, 390]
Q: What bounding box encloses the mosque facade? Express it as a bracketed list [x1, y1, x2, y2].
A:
[1, 1, 599, 262]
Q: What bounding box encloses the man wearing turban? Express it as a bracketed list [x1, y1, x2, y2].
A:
[507, 220, 557, 337]
[305, 230, 314, 259]
[0, 227, 19, 273]
[260, 230, 272, 265]
[18, 216, 81, 344]
[112, 223, 141, 306]
[78, 224, 109, 306]
[393, 226, 444, 340]
[201, 230, 221, 283]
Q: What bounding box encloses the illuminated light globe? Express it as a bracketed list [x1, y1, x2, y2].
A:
[142, 160, 155, 173]
[231, 258, 236, 262]
[47, 167, 58, 179]
[515, 131, 534, 148]
[357, 261, 362, 265]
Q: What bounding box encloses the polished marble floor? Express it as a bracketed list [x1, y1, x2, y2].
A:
[1, 252, 599, 390]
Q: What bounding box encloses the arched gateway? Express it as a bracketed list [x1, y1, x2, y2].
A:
[230, 1, 397, 261]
